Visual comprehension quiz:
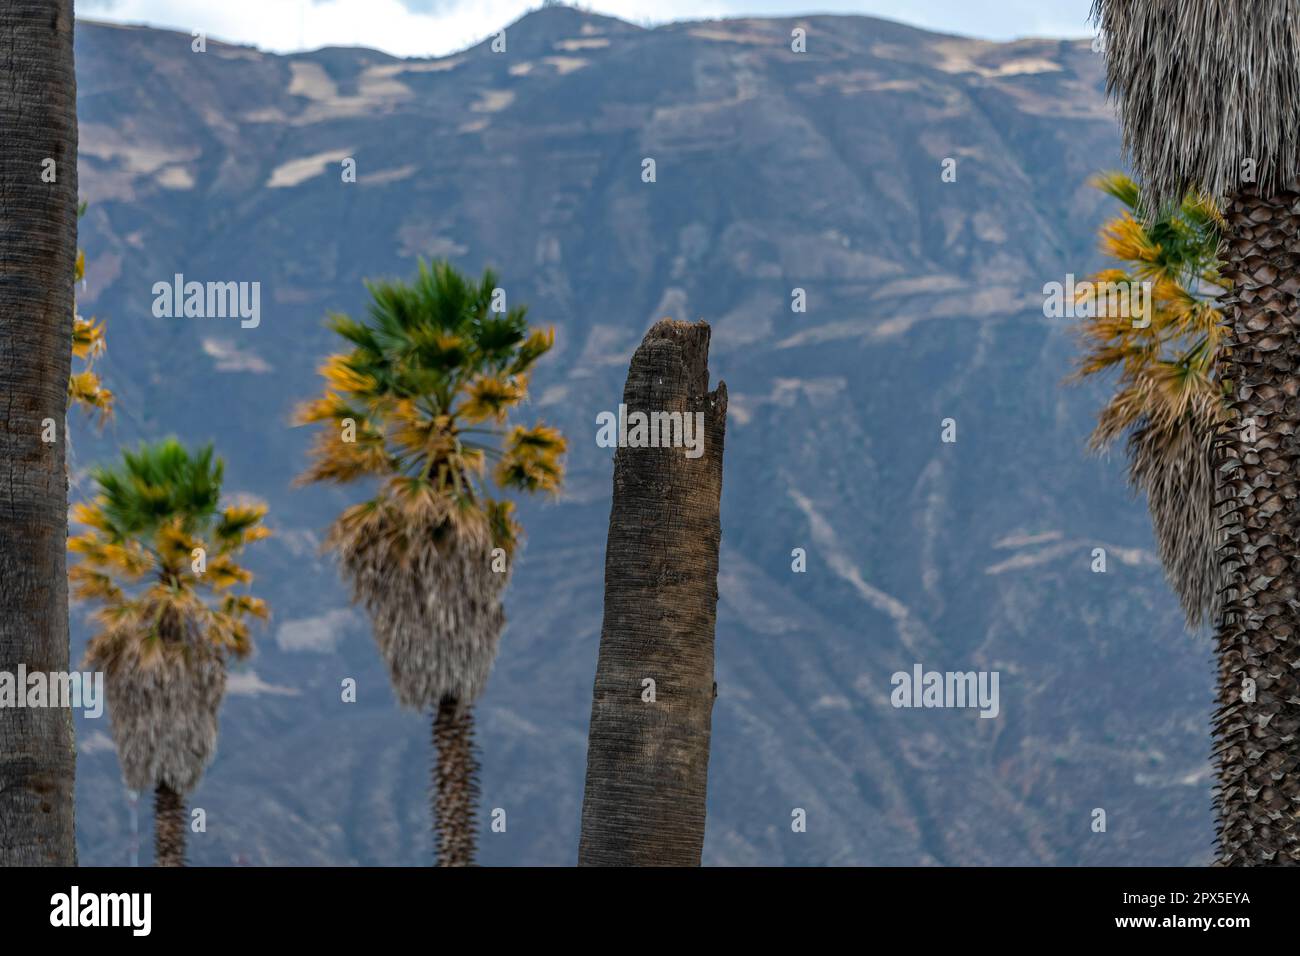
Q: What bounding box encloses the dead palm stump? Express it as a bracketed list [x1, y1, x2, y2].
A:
[578, 319, 727, 866]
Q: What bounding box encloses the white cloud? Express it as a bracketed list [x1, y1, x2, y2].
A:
[79, 0, 1093, 59]
[226, 670, 301, 696]
[276, 607, 361, 653]
[202, 337, 273, 373]
[79, 730, 117, 755]
[82, 0, 533, 58]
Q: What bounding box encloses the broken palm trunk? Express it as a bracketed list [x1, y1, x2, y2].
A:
[578, 320, 727, 866]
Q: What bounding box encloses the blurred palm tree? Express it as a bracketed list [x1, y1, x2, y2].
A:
[296, 259, 564, 866]
[1072, 171, 1228, 629]
[69, 439, 269, 866]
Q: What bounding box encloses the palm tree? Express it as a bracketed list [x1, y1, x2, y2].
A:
[1094, 1, 1300, 864]
[68, 439, 270, 866]
[1072, 171, 1227, 628]
[296, 259, 565, 866]
[578, 320, 728, 866]
[0, 0, 79, 866]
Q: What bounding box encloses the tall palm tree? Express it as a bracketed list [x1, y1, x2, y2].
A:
[1072, 171, 1228, 628]
[578, 319, 728, 866]
[69, 439, 269, 866]
[296, 259, 565, 866]
[0, 0, 79, 867]
[1094, 0, 1300, 864]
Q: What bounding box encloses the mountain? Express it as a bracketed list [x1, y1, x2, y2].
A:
[68, 6, 1214, 866]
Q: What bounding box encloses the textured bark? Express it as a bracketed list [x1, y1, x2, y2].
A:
[153, 783, 186, 867]
[0, 0, 78, 866]
[578, 320, 727, 866]
[432, 698, 478, 866]
[1213, 186, 1300, 865]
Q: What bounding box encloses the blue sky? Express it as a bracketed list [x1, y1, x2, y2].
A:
[78, 0, 1096, 58]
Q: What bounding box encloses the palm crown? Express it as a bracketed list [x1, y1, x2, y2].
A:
[297, 259, 564, 557]
[70, 439, 270, 666]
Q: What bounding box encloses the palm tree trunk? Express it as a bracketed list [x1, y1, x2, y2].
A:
[578, 320, 728, 866]
[1214, 185, 1300, 865]
[432, 698, 479, 866]
[154, 783, 186, 867]
[0, 0, 79, 866]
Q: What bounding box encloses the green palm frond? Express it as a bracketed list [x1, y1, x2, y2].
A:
[90, 439, 222, 540]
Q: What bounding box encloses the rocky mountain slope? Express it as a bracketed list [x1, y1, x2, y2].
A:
[68, 6, 1214, 865]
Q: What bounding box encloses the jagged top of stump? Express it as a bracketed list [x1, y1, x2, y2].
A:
[635, 319, 726, 410]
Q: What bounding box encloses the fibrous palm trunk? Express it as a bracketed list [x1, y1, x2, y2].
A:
[578, 320, 728, 866]
[0, 0, 79, 866]
[1214, 185, 1300, 865]
[154, 782, 186, 867]
[432, 698, 478, 866]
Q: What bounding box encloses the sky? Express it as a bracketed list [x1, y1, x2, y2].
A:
[77, 0, 1097, 59]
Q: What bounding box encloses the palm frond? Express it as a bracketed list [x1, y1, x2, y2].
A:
[1073, 171, 1228, 627]
[69, 212, 114, 423]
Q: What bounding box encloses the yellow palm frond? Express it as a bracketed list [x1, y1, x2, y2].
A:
[200, 554, 253, 591]
[68, 533, 155, 580]
[68, 565, 124, 604]
[296, 428, 393, 485]
[494, 423, 567, 494]
[155, 520, 200, 570]
[458, 374, 525, 423]
[72, 315, 106, 360]
[71, 499, 114, 534]
[69, 239, 113, 423]
[320, 353, 377, 398]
